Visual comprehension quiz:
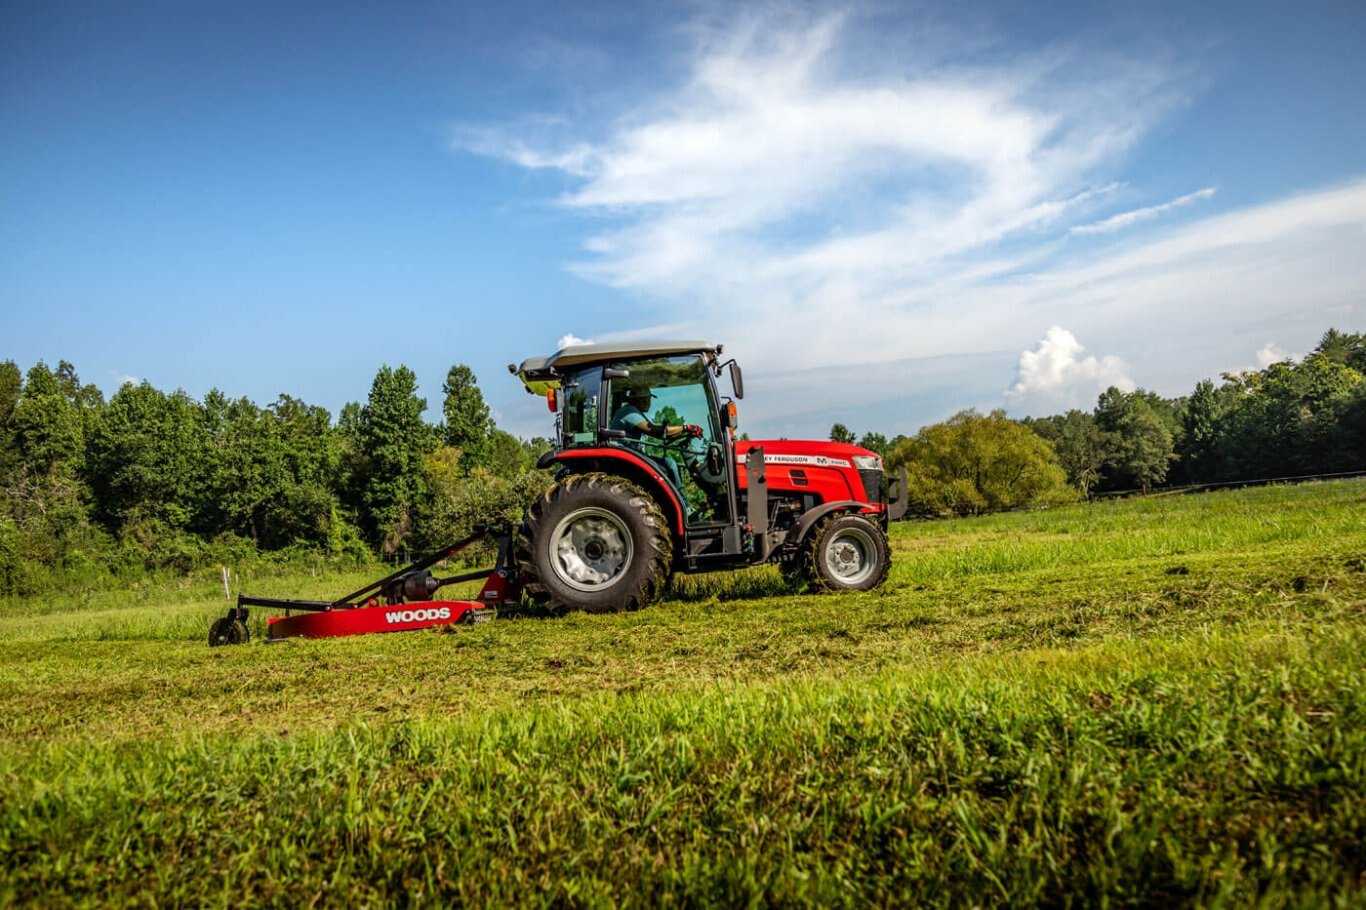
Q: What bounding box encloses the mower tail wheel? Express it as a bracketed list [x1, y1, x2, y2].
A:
[516, 473, 673, 615]
[794, 513, 891, 593]
[208, 617, 250, 647]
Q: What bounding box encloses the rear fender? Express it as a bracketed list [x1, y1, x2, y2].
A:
[545, 448, 686, 536]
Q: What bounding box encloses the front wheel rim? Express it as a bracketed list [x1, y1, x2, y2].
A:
[549, 507, 635, 593]
[823, 525, 878, 586]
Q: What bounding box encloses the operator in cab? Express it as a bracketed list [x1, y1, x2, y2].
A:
[610, 384, 699, 442]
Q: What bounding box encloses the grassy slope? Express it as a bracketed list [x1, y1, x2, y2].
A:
[1, 481, 1364, 906]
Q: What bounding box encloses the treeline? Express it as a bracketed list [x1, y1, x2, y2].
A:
[0, 361, 547, 595]
[5, 327, 1362, 591]
[833, 328, 1366, 517]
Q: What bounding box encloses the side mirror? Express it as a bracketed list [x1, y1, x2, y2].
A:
[728, 361, 744, 399]
[603, 367, 631, 380]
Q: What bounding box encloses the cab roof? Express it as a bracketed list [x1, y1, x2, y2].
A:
[511, 340, 720, 393]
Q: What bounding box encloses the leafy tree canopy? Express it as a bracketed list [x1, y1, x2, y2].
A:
[829, 423, 855, 444]
[888, 409, 1076, 517]
[441, 364, 492, 470]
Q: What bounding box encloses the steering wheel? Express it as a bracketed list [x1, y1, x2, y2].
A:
[661, 424, 703, 447]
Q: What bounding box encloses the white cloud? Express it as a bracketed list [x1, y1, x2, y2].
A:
[1005, 327, 1135, 415]
[1071, 187, 1216, 235]
[556, 333, 593, 349]
[468, 12, 1366, 436]
[461, 12, 1180, 328]
[1255, 343, 1298, 368]
[111, 371, 139, 386]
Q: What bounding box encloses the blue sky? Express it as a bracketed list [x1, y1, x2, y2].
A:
[2, 0, 1364, 440]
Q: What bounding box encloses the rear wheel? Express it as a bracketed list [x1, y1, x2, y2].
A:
[796, 514, 891, 593]
[516, 473, 673, 614]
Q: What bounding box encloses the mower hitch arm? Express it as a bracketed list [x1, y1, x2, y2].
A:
[331, 526, 500, 607]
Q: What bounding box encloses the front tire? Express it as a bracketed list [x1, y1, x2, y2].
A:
[797, 514, 891, 593]
[516, 473, 673, 615]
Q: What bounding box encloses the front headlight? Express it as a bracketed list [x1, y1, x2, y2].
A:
[851, 454, 883, 471]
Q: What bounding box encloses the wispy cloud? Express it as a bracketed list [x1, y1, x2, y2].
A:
[110, 371, 139, 386]
[459, 12, 1182, 374]
[1070, 187, 1216, 235]
[468, 11, 1364, 436]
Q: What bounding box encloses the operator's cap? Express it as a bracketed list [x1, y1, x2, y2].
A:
[625, 383, 655, 399]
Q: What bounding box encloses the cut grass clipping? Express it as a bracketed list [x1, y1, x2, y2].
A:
[1, 480, 1364, 905]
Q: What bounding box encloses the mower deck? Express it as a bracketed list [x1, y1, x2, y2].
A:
[209, 525, 519, 646]
[264, 600, 495, 641]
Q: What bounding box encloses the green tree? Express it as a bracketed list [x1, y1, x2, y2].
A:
[652, 405, 682, 428]
[1315, 328, 1366, 372]
[87, 382, 206, 529]
[887, 410, 1076, 517]
[521, 436, 553, 466]
[441, 364, 492, 470]
[486, 428, 532, 477]
[857, 432, 889, 457]
[0, 361, 20, 481]
[1215, 355, 1363, 479]
[0, 360, 22, 427]
[829, 423, 855, 444]
[198, 392, 337, 547]
[357, 365, 434, 552]
[9, 362, 86, 476]
[1025, 411, 1108, 496]
[1094, 387, 1178, 492]
[1177, 379, 1241, 481]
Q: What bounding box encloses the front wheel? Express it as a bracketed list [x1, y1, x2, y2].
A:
[516, 473, 673, 615]
[796, 514, 891, 593]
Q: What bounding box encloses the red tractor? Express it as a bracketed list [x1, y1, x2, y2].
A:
[509, 340, 906, 614]
[210, 340, 904, 644]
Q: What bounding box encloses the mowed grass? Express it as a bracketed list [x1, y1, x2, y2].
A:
[1, 481, 1364, 906]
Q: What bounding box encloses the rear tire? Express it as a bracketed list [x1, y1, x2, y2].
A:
[798, 514, 891, 593]
[516, 473, 673, 615]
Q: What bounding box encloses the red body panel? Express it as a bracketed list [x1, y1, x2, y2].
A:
[266, 600, 490, 640]
[735, 439, 883, 510]
[552, 440, 883, 522]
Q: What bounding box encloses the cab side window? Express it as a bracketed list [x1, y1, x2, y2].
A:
[560, 368, 601, 446]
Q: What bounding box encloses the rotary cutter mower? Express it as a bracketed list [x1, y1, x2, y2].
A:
[208, 524, 518, 646]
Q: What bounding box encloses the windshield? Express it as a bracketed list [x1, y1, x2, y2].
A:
[604, 355, 730, 525]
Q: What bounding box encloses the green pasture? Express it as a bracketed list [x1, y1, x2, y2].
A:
[1, 481, 1364, 906]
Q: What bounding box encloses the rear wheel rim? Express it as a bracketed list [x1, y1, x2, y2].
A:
[550, 507, 634, 593]
[823, 525, 878, 586]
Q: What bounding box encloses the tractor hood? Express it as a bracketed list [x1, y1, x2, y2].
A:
[734, 439, 880, 470]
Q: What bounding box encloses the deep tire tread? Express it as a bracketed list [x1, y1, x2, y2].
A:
[797, 513, 892, 594]
[515, 473, 673, 615]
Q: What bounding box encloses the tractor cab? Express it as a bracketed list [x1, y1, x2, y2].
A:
[515, 342, 741, 531]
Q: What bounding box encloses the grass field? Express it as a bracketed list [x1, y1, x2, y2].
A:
[2, 481, 1364, 906]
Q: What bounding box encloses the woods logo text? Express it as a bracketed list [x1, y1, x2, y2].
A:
[385, 607, 452, 624]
